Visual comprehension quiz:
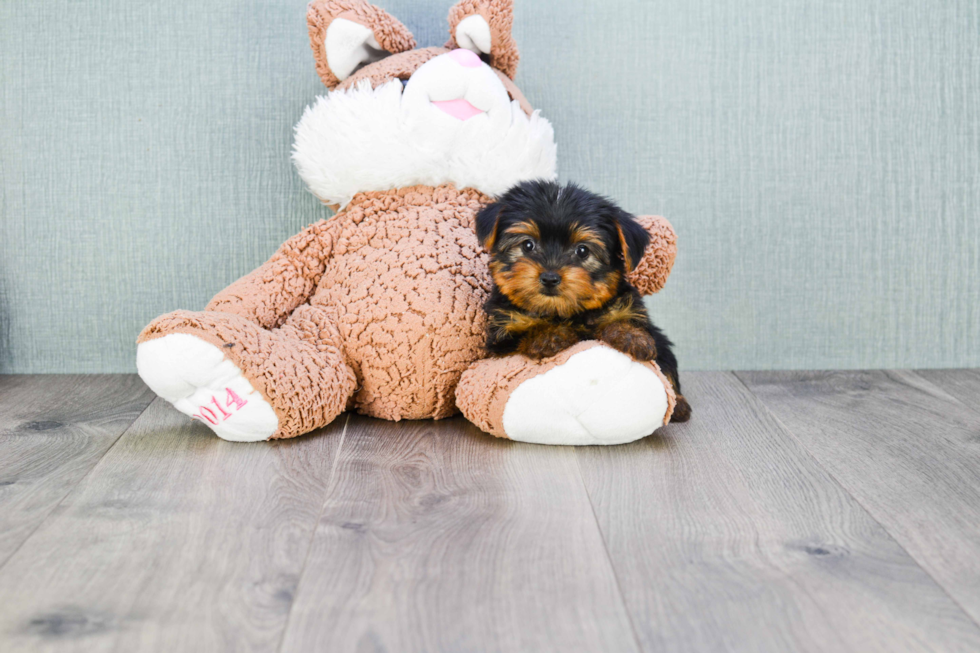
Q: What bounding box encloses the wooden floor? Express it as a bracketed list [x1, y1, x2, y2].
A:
[0, 371, 979, 652]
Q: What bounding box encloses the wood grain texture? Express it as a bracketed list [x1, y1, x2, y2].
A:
[914, 370, 980, 415]
[279, 415, 639, 653]
[0, 374, 155, 568]
[0, 399, 345, 653]
[739, 370, 980, 629]
[580, 372, 980, 653]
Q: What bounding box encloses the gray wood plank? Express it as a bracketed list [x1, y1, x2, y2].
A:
[0, 399, 345, 653]
[915, 369, 980, 415]
[580, 372, 980, 653]
[739, 369, 980, 631]
[0, 374, 155, 567]
[279, 416, 639, 653]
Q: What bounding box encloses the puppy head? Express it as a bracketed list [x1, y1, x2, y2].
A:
[477, 180, 650, 318]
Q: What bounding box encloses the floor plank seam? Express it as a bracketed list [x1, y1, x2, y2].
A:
[574, 453, 645, 653]
[0, 393, 157, 574]
[731, 371, 980, 634]
[274, 412, 351, 653]
[908, 370, 980, 421]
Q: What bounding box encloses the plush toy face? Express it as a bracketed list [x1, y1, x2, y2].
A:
[293, 0, 557, 208]
[402, 50, 514, 132]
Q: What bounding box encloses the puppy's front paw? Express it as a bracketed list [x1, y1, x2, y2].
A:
[598, 322, 658, 361]
[671, 394, 692, 422]
[518, 325, 580, 359]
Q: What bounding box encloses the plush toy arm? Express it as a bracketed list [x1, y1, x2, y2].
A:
[626, 215, 677, 296]
[206, 220, 336, 329]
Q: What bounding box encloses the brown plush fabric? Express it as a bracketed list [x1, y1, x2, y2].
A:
[628, 215, 677, 296]
[309, 185, 493, 420]
[446, 0, 520, 79]
[307, 0, 418, 89]
[455, 341, 678, 439]
[206, 220, 338, 329]
[142, 185, 492, 437]
[647, 357, 679, 424]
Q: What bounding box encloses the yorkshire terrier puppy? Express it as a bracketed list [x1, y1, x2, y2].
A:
[477, 180, 691, 422]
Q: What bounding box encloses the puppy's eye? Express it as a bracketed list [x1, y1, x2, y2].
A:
[575, 245, 590, 259]
[521, 240, 536, 253]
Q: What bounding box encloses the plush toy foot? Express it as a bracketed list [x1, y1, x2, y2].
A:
[138, 308, 357, 440]
[137, 333, 278, 442]
[456, 341, 677, 446]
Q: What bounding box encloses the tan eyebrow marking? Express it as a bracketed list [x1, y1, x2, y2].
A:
[504, 222, 540, 239]
[569, 224, 604, 247]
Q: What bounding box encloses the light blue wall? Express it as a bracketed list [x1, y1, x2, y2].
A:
[1, 0, 978, 373]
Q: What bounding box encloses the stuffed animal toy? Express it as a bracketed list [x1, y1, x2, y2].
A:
[136, 0, 681, 445]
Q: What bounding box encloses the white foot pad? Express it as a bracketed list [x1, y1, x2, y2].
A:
[502, 346, 669, 446]
[136, 334, 278, 442]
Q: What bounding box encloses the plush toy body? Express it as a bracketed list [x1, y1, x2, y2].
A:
[136, 0, 681, 445]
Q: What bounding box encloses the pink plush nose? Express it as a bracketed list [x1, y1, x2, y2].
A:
[448, 48, 483, 67]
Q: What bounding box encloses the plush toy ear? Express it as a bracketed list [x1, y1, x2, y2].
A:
[307, 0, 417, 89]
[446, 0, 520, 79]
[613, 209, 651, 274]
[476, 202, 503, 251]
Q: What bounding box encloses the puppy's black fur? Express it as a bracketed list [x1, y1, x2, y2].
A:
[477, 180, 691, 422]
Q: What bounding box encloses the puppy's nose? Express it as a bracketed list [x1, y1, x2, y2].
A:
[539, 271, 562, 288]
[448, 48, 483, 68]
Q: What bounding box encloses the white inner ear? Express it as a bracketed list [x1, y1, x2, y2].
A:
[325, 18, 387, 81]
[455, 14, 492, 55]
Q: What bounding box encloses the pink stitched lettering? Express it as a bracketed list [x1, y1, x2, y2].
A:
[225, 388, 247, 410]
[211, 396, 232, 420]
[195, 388, 249, 426]
[199, 406, 219, 425]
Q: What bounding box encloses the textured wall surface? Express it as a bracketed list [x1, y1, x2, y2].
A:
[1, 0, 978, 373]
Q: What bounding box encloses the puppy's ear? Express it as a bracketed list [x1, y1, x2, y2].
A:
[476, 202, 503, 251]
[613, 209, 651, 274]
[446, 0, 520, 79]
[307, 0, 416, 89]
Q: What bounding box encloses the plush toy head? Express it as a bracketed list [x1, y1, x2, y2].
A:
[294, 0, 557, 209]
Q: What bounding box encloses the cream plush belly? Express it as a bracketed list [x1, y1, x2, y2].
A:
[311, 186, 492, 420]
